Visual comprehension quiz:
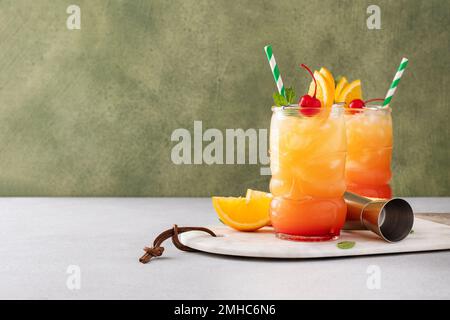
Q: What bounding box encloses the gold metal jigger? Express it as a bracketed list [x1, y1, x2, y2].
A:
[343, 191, 414, 242]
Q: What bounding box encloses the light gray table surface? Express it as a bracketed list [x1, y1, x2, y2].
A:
[0, 197, 449, 300]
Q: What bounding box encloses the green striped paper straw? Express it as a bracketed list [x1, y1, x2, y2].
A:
[382, 57, 409, 107]
[264, 45, 286, 99]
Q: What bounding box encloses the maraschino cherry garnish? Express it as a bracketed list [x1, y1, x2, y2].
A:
[298, 64, 321, 116]
[348, 98, 384, 110]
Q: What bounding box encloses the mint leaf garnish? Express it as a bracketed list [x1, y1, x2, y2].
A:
[410, 229, 414, 234]
[273, 92, 288, 107]
[285, 87, 296, 104]
[337, 241, 355, 249]
[273, 87, 296, 106]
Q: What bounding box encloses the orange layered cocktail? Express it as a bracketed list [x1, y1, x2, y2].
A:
[269, 106, 347, 241]
[345, 106, 393, 198]
[211, 50, 408, 239]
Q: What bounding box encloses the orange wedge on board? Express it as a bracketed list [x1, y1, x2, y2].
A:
[212, 189, 272, 231]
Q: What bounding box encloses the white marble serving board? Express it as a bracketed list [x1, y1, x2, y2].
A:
[179, 218, 450, 258]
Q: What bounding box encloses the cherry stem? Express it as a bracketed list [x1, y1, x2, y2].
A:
[364, 98, 384, 104]
[300, 64, 316, 98]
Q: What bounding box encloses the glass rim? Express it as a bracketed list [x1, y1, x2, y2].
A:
[271, 103, 391, 112]
[271, 104, 345, 112]
[334, 102, 392, 112]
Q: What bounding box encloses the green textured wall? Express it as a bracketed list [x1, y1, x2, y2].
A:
[0, 0, 448, 196]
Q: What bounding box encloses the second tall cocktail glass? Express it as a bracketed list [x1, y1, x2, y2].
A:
[269, 105, 347, 241]
[345, 106, 393, 199]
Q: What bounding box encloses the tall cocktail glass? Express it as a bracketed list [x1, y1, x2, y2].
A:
[270, 105, 347, 241]
[345, 106, 393, 199]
